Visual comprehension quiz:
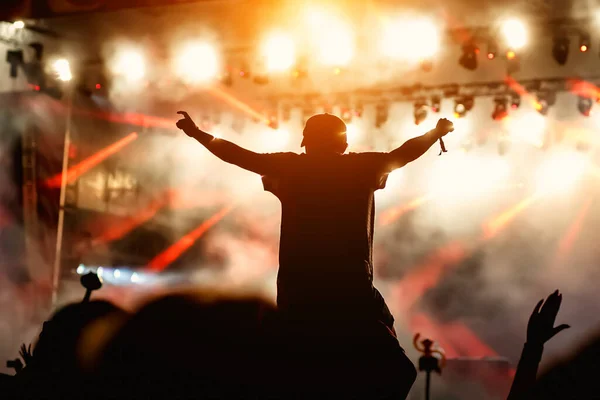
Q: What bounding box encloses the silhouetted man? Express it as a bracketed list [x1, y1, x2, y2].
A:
[176, 112, 453, 328]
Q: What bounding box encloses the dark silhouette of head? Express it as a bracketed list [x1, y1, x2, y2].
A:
[301, 114, 348, 155]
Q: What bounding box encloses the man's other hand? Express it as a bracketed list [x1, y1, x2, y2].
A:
[435, 118, 454, 137]
[176, 111, 197, 135]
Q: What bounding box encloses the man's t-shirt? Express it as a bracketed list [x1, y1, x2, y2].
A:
[261, 152, 394, 324]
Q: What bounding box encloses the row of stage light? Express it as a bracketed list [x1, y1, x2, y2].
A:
[9, 11, 600, 91]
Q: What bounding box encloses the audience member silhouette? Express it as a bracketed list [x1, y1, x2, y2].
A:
[507, 290, 570, 400]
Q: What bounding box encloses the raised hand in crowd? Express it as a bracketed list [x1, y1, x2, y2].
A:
[19, 343, 33, 367]
[527, 290, 570, 346]
[508, 290, 569, 400]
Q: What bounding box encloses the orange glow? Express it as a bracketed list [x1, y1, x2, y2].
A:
[580, 45, 588, 52]
[568, 79, 600, 101]
[506, 50, 516, 60]
[505, 76, 542, 110]
[93, 192, 170, 244]
[44, 132, 138, 188]
[147, 205, 234, 272]
[379, 196, 431, 226]
[206, 86, 270, 124]
[392, 241, 467, 314]
[556, 197, 593, 262]
[482, 195, 540, 239]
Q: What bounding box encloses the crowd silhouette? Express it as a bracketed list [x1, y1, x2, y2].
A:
[1, 113, 598, 399]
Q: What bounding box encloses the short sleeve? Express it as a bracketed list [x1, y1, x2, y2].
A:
[260, 152, 299, 194]
[346, 152, 393, 191]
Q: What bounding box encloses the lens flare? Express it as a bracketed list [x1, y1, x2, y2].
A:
[262, 33, 296, 72]
[53, 59, 72, 82]
[112, 48, 145, 82]
[306, 9, 354, 66]
[174, 42, 220, 83]
[501, 19, 527, 49]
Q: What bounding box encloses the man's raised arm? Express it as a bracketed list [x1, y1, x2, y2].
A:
[387, 118, 454, 170]
[176, 111, 276, 176]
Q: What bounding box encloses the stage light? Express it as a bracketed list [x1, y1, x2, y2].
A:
[113, 49, 145, 82]
[131, 272, 140, 283]
[174, 42, 219, 83]
[267, 114, 279, 130]
[454, 99, 467, 118]
[535, 92, 556, 116]
[380, 17, 440, 61]
[262, 33, 296, 72]
[487, 40, 498, 59]
[341, 108, 353, 123]
[375, 103, 389, 128]
[501, 19, 527, 49]
[459, 43, 478, 70]
[6, 49, 23, 78]
[536, 152, 586, 194]
[579, 33, 590, 52]
[307, 9, 354, 66]
[510, 93, 521, 109]
[97, 267, 104, 277]
[77, 264, 85, 275]
[13, 21, 25, 29]
[492, 97, 508, 120]
[52, 58, 72, 82]
[552, 34, 570, 65]
[578, 96, 593, 116]
[414, 100, 428, 125]
[114, 269, 121, 278]
[506, 50, 516, 60]
[431, 96, 441, 112]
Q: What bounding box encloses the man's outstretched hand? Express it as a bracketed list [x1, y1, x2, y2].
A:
[527, 290, 570, 346]
[176, 111, 197, 135]
[435, 118, 454, 137]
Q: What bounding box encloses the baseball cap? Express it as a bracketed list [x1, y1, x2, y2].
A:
[301, 113, 347, 147]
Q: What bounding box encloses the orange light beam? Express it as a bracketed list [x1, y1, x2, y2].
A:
[505, 76, 542, 109]
[44, 132, 139, 188]
[556, 197, 594, 262]
[73, 108, 174, 129]
[482, 194, 541, 240]
[567, 79, 600, 100]
[94, 192, 171, 245]
[147, 205, 234, 272]
[207, 86, 270, 124]
[379, 195, 431, 226]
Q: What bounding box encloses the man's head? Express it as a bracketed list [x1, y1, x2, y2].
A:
[301, 114, 348, 154]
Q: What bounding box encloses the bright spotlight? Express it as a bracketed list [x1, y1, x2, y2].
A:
[76, 264, 85, 275]
[13, 21, 25, 29]
[501, 19, 527, 49]
[536, 152, 587, 194]
[380, 18, 440, 61]
[113, 49, 145, 82]
[262, 33, 296, 72]
[174, 42, 219, 83]
[97, 267, 104, 277]
[53, 59, 72, 82]
[113, 269, 121, 278]
[307, 9, 354, 66]
[131, 272, 140, 283]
